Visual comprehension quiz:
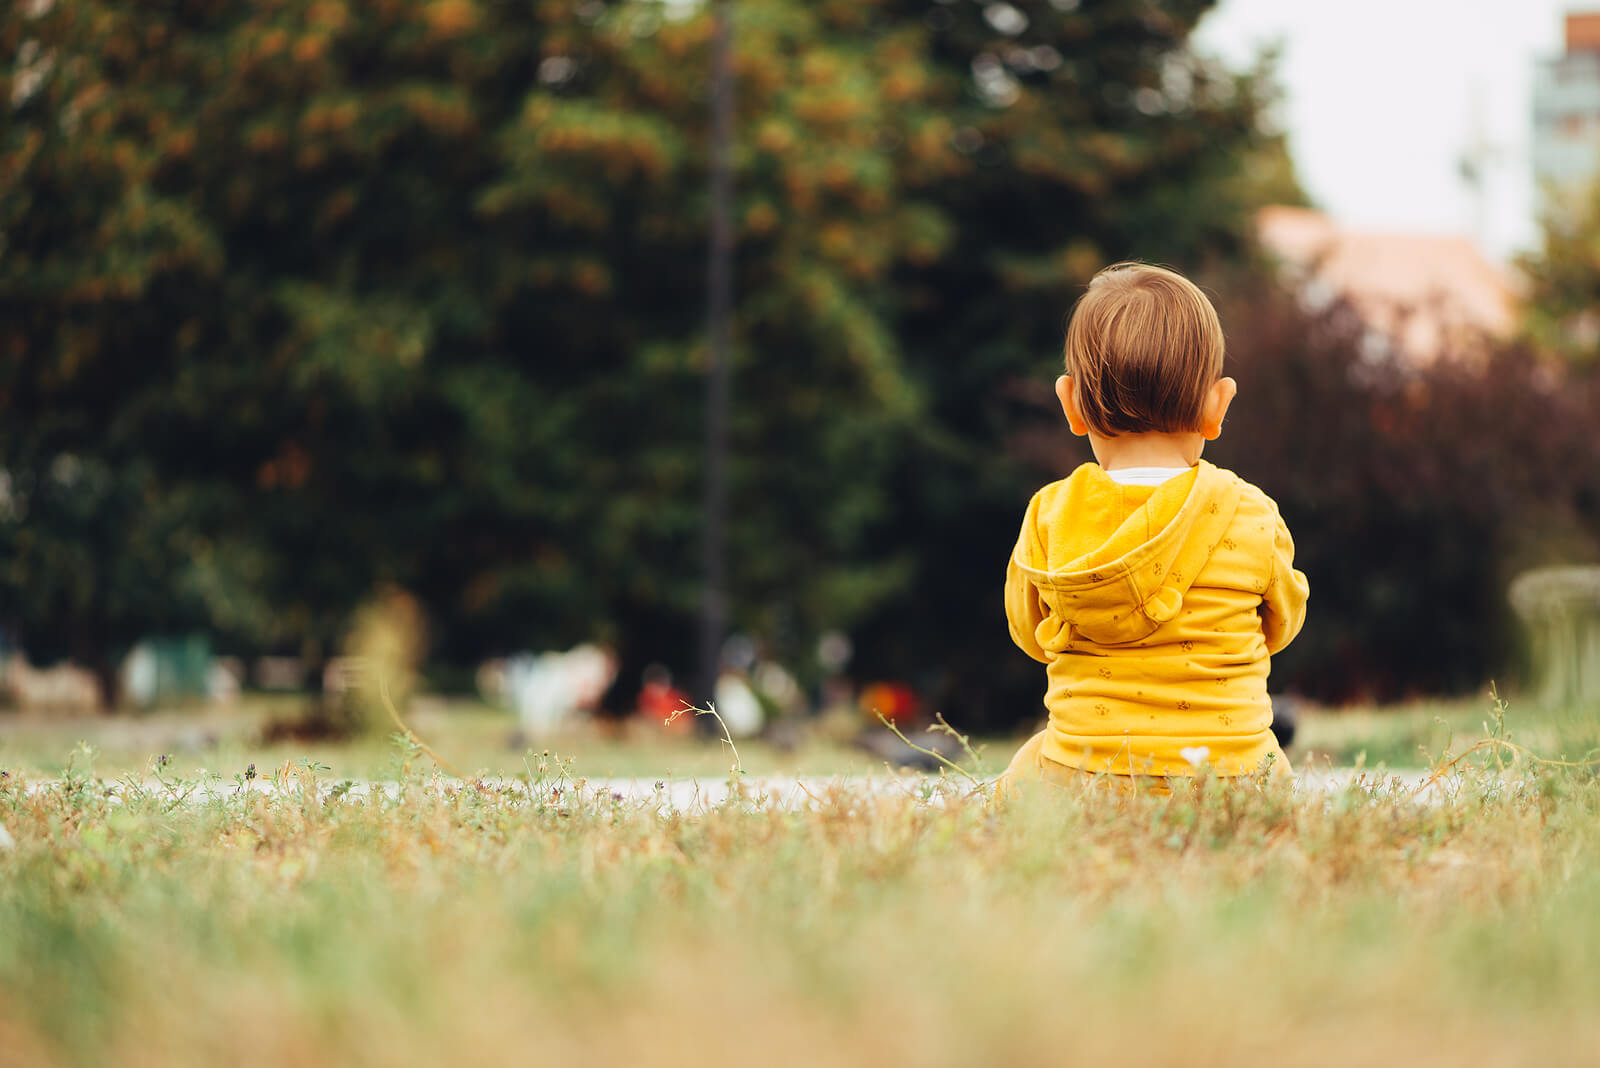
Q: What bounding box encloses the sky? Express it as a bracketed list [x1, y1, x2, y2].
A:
[1194, 0, 1579, 263]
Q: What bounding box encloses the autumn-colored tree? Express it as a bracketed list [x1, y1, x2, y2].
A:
[1, 0, 963, 700]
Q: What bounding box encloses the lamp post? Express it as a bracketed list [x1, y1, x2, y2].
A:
[699, 0, 734, 704]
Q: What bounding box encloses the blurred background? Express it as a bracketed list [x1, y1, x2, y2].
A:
[2, 0, 1599, 763]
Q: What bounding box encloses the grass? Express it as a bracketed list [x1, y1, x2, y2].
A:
[0, 698, 908, 781]
[3, 690, 1592, 783]
[4, 694, 1600, 1066]
[1295, 691, 1600, 770]
[1292, 698, 1495, 768]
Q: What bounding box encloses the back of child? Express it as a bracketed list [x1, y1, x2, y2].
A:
[998, 262, 1308, 795]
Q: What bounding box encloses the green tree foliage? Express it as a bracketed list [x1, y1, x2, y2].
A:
[472, 1, 964, 683]
[1519, 177, 1600, 367]
[854, 0, 1294, 723]
[1, 2, 226, 698]
[2, 0, 1298, 715]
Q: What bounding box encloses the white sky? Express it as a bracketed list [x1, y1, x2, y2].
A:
[1195, 0, 1579, 263]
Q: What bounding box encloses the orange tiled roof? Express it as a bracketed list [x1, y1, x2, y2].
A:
[1257, 206, 1519, 361]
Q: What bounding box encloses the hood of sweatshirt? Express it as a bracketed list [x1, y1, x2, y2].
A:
[1011, 460, 1244, 646]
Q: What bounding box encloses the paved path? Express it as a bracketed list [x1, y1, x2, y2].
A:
[551, 768, 1442, 809]
[11, 767, 1452, 814]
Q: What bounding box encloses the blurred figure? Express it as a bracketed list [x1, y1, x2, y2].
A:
[208, 658, 244, 707]
[4, 651, 100, 713]
[122, 645, 159, 708]
[704, 633, 765, 738]
[341, 585, 428, 732]
[858, 680, 921, 728]
[712, 669, 763, 738]
[815, 630, 854, 714]
[851, 678, 968, 770]
[811, 630, 861, 744]
[490, 642, 618, 740]
[852, 678, 954, 769]
[565, 643, 619, 719]
[752, 658, 804, 720]
[636, 663, 692, 735]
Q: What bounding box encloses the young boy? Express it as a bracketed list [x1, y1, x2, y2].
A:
[999, 262, 1308, 793]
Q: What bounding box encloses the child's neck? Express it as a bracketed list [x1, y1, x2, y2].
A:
[1087, 430, 1206, 472]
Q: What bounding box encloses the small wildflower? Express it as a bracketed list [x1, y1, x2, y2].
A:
[654, 780, 665, 791]
[157, 754, 170, 768]
[245, 763, 257, 781]
[612, 792, 624, 802]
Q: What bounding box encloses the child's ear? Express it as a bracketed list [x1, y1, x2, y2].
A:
[1200, 376, 1237, 440]
[1055, 375, 1090, 437]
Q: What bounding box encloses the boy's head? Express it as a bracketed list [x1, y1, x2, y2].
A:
[1059, 262, 1229, 439]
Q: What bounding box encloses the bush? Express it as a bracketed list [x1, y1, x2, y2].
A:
[1207, 272, 1600, 702]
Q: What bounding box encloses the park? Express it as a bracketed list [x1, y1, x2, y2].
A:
[5, 0, 1600, 1064]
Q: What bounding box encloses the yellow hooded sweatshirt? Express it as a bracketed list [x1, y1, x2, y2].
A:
[1005, 460, 1309, 778]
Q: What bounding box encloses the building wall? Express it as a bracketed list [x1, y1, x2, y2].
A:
[1533, 17, 1600, 220]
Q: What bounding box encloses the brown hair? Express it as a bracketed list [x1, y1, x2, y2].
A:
[1062, 262, 1225, 437]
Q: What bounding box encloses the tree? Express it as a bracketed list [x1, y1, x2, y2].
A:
[855, 0, 1299, 725]
[1519, 176, 1600, 367]
[1, 0, 961, 704]
[1, 1, 226, 701]
[2, 0, 1297, 721]
[1212, 268, 1600, 701]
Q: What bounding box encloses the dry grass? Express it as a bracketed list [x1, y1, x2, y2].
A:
[0, 691, 1574, 784]
[5, 683, 1593, 781]
[0, 699, 903, 780]
[3, 730, 1599, 1067]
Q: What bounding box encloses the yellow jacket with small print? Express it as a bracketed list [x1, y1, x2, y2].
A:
[1005, 460, 1308, 778]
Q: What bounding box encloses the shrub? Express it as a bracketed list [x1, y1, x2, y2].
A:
[1208, 272, 1600, 702]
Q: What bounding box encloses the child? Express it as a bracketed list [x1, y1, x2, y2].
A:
[998, 262, 1308, 794]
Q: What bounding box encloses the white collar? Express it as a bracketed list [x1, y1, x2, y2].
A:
[1102, 465, 1192, 487]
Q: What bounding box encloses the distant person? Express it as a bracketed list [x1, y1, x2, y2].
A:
[636, 665, 692, 734]
[999, 263, 1309, 796]
[857, 680, 920, 728]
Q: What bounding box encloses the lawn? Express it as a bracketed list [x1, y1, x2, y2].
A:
[0, 688, 1587, 782]
[3, 692, 1598, 1066]
[0, 698, 898, 782]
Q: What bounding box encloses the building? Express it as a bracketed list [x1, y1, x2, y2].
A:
[1532, 11, 1600, 221]
[1257, 206, 1518, 362]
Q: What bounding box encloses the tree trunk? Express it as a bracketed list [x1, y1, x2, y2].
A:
[92, 655, 119, 714]
[72, 630, 119, 714]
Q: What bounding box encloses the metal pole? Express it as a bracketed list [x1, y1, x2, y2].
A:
[699, 0, 734, 704]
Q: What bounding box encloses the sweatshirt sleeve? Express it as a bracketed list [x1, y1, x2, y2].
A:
[1005, 496, 1051, 664]
[1259, 510, 1309, 656]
